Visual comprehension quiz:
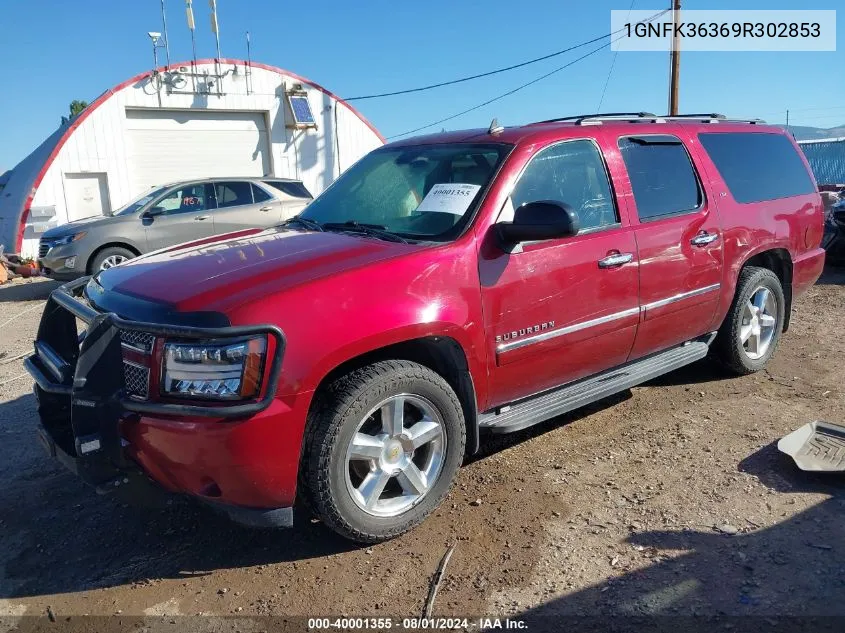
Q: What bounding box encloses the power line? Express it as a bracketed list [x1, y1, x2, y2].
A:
[386, 44, 609, 140]
[386, 8, 670, 140]
[597, 0, 636, 111]
[344, 10, 665, 102]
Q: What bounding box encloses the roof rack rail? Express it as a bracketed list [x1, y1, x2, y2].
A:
[529, 112, 766, 126]
[659, 114, 766, 124]
[533, 112, 659, 125]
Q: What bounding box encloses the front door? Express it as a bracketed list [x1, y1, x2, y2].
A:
[143, 182, 216, 251]
[613, 130, 724, 360]
[479, 138, 640, 408]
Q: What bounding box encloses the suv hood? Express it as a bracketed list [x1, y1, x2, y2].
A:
[94, 227, 426, 313]
[42, 214, 129, 238]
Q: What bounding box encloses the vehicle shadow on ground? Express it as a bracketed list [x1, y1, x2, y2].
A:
[0, 393, 358, 600]
[816, 264, 845, 286]
[514, 442, 845, 631]
[0, 279, 61, 303]
[469, 356, 727, 465]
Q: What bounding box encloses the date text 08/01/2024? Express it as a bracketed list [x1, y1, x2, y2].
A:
[307, 617, 527, 629]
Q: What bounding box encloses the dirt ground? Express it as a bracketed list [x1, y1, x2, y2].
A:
[1, 270, 844, 630]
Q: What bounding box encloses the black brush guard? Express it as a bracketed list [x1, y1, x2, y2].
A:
[24, 277, 285, 504]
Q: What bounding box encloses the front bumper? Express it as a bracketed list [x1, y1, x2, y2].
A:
[38, 243, 87, 280]
[25, 277, 300, 527]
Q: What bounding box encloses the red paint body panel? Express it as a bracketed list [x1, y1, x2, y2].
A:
[121, 394, 310, 507]
[90, 119, 824, 512]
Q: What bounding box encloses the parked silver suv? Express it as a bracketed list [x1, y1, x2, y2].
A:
[38, 177, 313, 279]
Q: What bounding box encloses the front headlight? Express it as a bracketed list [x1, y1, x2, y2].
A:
[53, 231, 88, 246]
[162, 336, 267, 400]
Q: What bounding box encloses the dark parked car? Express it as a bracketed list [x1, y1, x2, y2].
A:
[37, 177, 312, 279]
[822, 194, 845, 264]
[26, 113, 824, 543]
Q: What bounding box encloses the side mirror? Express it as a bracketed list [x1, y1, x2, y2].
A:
[496, 201, 580, 245]
[141, 206, 165, 219]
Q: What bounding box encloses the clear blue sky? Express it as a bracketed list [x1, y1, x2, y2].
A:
[1, 0, 843, 170]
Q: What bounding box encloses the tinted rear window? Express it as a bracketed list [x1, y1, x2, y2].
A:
[263, 180, 312, 199]
[618, 135, 702, 220]
[698, 132, 815, 204]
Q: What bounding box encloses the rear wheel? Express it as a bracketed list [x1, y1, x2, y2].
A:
[713, 266, 785, 375]
[90, 246, 135, 272]
[300, 360, 466, 543]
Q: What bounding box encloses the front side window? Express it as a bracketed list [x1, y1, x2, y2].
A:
[618, 135, 702, 221]
[113, 186, 170, 216]
[300, 143, 510, 241]
[511, 139, 618, 231]
[698, 132, 815, 204]
[154, 184, 209, 214]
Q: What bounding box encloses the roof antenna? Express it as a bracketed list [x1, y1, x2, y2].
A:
[488, 118, 504, 135]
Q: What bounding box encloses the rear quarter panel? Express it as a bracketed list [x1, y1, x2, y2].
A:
[681, 126, 824, 324]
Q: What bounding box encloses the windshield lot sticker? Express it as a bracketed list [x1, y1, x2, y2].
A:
[416, 183, 481, 215]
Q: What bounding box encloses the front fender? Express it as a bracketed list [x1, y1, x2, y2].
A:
[226, 241, 489, 406]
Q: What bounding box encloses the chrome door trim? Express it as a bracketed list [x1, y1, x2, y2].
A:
[496, 307, 640, 354]
[641, 283, 721, 312]
[495, 282, 721, 356]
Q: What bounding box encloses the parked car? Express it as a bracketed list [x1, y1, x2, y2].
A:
[823, 193, 845, 264]
[37, 177, 313, 279]
[26, 113, 825, 543]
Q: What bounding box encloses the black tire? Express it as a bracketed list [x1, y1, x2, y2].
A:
[89, 246, 135, 273]
[713, 266, 785, 375]
[300, 360, 466, 543]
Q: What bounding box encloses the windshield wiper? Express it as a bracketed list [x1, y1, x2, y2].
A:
[322, 221, 409, 244]
[280, 216, 324, 232]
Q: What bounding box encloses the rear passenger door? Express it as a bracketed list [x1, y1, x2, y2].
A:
[614, 130, 724, 360]
[210, 180, 270, 235]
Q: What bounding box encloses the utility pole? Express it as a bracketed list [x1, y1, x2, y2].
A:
[786, 109, 790, 130]
[668, 0, 681, 116]
[160, 0, 171, 67]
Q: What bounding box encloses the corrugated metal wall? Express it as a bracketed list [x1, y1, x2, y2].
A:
[799, 138, 845, 186]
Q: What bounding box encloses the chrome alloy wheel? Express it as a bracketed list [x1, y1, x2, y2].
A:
[740, 286, 778, 360]
[344, 393, 447, 517]
[100, 254, 128, 270]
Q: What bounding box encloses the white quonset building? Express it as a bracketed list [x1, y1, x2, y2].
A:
[0, 58, 384, 257]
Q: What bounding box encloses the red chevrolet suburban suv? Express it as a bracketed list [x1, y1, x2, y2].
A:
[26, 113, 825, 543]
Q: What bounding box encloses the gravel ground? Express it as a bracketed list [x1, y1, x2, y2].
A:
[1, 271, 844, 629]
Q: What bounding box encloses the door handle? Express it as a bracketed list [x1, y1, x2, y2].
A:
[260, 206, 273, 212]
[194, 215, 210, 221]
[598, 252, 634, 268]
[691, 232, 719, 246]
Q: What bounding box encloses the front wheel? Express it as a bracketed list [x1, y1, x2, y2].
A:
[300, 360, 466, 543]
[90, 246, 135, 272]
[713, 266, 785, 375]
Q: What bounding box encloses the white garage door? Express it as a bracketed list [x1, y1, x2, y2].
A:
[125, 109, 271, 194]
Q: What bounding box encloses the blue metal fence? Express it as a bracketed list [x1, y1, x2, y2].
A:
[798, 138, 845, 185]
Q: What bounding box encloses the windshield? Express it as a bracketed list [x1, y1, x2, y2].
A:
[300, 143, 510, 241]
[112, 186, 170, 216]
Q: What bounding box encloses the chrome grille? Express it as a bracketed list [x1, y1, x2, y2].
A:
[119, 329, 154, 399]
[38, 241, 51, 258]
[119, 330, 155, 353]
[123, 361, 150, 398]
